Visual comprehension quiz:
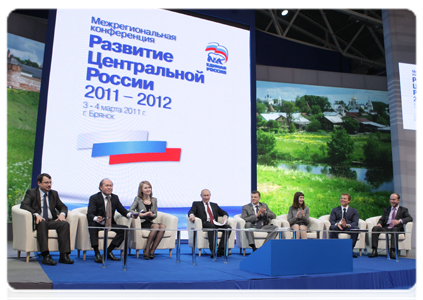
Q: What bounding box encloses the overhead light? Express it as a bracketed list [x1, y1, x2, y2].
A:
[281, 10, 288, 16]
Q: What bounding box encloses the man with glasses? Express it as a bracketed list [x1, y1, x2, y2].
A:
[20, 173, 74, 265]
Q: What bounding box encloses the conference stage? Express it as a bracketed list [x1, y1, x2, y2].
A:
[7, 242, 415, 290]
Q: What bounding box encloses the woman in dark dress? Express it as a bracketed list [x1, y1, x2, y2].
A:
[129, 181, 166, 259]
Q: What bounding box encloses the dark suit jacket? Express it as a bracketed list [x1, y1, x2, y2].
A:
[188, 201, 228, 224]
[330, 206, 359, 228]
[377, 206, 413, 230]
[20, 187, 68, 231]
[87, 192, 128, 226]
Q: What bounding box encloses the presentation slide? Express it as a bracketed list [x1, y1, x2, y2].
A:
[40, 9, 251, 207]
[398, 63, 417, 130]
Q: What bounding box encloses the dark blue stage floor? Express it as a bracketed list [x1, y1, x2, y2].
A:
[37, 244, 415, 290]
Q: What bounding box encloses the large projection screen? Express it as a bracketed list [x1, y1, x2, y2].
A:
[38, 9, 251, 207]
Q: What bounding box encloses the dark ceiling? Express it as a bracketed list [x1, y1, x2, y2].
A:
[255, 9, 386, 75]
[13, 9, 387, 76]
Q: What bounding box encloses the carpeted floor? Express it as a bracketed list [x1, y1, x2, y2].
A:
[24, 244, 416, 290]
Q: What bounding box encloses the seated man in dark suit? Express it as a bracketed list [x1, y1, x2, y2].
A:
[241, 190, 278, 252]
[87, 178, 136, 263]
[329, 193, 360, 258]
[369, 193, 413, 259]
[188, 189, 232, 258]
[20, 173, 74, 265]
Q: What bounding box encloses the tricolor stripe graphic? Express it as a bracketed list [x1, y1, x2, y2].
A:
[91, 141, 167, 157]
[109, 148, 182, 165]
[80, 131, 181, 165]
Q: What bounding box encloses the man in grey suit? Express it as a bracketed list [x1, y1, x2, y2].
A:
[241, 190, 278, 252]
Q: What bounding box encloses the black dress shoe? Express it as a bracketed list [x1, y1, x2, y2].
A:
[42, 254, 57, 266]
[149, 253, 155, 259]
[389, 249, 397, 259]
[142, 254, 150, 260]
[94, 253, 103, 263]
[249, 244, 257, 252]
[353, 252, 358, 258]
[369, 248, 378, 258]
[107, 252, 120, 261]
[59, 254, 74, 264]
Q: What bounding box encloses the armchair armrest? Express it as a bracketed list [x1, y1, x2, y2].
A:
[269, 218, 282, 227]
[186, 216, 203, 248]
[66, 210, 79, 250]
[234, 215, 246, 229]
[365, 216, 381, 232]
[73, 209, 91, 251]
[275, 215, 290, 228]
[12, 205, 34, 251]
[115, 212, 131, 226]
[158, 211, 178, 228]
[187, 216, 202, 230]
[318, 216, 331, 230]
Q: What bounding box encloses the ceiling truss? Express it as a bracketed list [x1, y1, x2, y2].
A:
[256, 9, 386, 75]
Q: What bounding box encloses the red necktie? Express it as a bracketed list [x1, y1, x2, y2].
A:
[206, 203, 214, 223]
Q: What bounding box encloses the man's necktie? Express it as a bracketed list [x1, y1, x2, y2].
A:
[388, 208, 397, 229]
[105, 195, 112, 227]
[206, 203, 214, 223]
[342, 208, 347, 220]
[42, 194, 49, 221]
[255, 205, 263, 229]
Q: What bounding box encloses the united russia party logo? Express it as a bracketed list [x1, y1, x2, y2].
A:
[205, 42, 228, 75]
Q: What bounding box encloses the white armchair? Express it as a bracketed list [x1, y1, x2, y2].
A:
[365, 216, 413, 257]
[319, 214, 367, 256]
[186, 216, 236, 256]
[234, 214, 287, 256]
[73, 207, 127, 260]
[277, 214, 325, 239]
[127, 211, 178, 258]
[12, 204, 78, 262]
